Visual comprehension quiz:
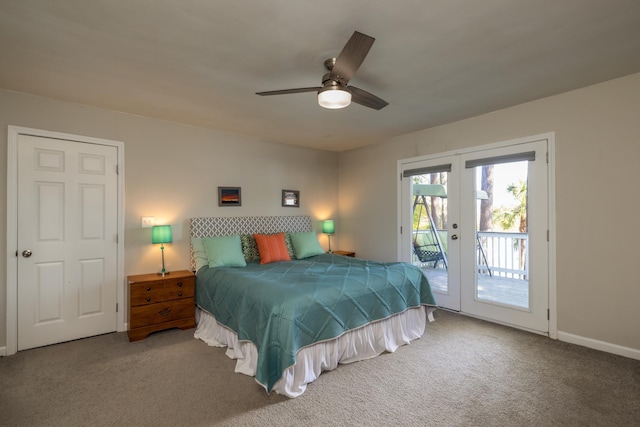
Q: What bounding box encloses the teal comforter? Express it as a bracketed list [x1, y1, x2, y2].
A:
[195, 253, 436, 392]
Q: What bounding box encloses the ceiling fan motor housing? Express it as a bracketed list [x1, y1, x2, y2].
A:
[321, 72, 349, 91]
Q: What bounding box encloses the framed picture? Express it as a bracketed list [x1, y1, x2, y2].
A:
[282, 189, 300, 207]
[218, 187, 241, 207]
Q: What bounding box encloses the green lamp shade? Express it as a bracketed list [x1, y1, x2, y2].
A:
[322, 220, 335, 234]
[152, 225, 172, 244]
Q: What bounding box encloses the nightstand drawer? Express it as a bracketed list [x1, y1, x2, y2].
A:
[130, 280, 165, 306]
[164, 277, 195, 300]
[129, 299, 194, 329]
[333, 250, 355, 257]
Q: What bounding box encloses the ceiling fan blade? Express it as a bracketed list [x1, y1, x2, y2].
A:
[349, 86, 389, 110]
[256, 87, 321, 96]
[330, 31, 375, 85]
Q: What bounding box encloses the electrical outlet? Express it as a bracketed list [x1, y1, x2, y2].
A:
[141, 216, 155, 228]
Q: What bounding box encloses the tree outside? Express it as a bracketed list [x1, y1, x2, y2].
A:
[479, 165, 493, 232]
[493, 179, 528, 272]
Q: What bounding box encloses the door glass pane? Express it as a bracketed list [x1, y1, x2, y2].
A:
[474, 161, 529, 309]
[411, 173, 448, 294]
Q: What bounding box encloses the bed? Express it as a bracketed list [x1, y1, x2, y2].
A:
[190, 215, 437, 397]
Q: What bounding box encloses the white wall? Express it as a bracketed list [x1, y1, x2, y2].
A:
[338, 72, 640, 354]
[0, 89, 339, 349]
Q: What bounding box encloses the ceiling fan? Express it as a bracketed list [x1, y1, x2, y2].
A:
[256, 31, 388, 110]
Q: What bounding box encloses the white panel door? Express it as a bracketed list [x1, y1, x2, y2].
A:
[17, 135, 118, 350]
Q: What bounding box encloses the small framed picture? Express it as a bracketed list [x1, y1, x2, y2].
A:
[282, 189, 300, 207]
[218, 187, 241, 207]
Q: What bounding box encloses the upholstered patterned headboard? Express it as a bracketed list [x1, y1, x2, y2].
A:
[189, 215, 313, 271]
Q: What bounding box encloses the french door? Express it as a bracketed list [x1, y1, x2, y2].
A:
[400, 139, 549, 333]
[401, 154, 461, 311]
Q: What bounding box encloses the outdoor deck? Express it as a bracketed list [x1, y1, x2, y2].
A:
[421, 267, 529, 309]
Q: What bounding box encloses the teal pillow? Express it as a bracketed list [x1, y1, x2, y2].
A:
[191, 237, 209, 272]
[290, 232, 325, 259]
[203, 235, 247, 268]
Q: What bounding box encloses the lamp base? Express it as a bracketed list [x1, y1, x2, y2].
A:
[157, 245, 170, 276]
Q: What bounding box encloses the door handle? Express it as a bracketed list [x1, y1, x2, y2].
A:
[451, 235, 458, 240]
[22, 249, 32, 258]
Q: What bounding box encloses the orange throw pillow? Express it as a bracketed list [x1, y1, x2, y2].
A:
[253, 233, 292, 264]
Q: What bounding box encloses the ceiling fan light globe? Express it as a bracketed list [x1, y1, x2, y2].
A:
[318, 87, 352, 109]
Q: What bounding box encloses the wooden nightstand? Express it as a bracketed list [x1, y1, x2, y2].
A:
[333, 250, 355, 257]
[127, 270, 196, 341]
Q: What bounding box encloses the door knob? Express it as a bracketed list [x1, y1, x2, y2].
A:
[451, 235, 458, 240]
[22, 249, 32, 258]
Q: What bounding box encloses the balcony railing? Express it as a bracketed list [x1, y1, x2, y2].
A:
[477, 231, 528, 280]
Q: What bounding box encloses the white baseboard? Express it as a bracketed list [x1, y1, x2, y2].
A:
[558, 331, 640, 360]
[0, 346, 7, 357]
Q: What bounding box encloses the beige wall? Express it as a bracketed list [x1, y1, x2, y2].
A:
[3, 72, 639, 355]
[338, 72, 640, 353]
[0, 89, 339, 349]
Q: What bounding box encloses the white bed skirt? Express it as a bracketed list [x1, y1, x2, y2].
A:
[194, 305, 435, 397]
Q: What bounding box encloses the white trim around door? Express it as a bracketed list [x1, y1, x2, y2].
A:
[5, 126, 126, 356]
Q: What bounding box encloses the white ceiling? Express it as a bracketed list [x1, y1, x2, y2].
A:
[2, 0, 640, 152]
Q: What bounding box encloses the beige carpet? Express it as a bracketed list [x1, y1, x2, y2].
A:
[1, 310, 639, 426]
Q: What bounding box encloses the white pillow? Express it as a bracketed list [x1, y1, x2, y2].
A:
[191, 237, 208, 272]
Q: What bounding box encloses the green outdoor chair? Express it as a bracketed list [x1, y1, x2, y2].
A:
[413, 231, 447, 268]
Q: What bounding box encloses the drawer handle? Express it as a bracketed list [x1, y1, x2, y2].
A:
[146, 287, 151, 291]
[159, 308, 172, 316]
[177, 282, 183, 287]
[146, 297, 151, 302]
[178, 292, 183, 297]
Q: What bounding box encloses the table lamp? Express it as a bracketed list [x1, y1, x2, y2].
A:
[152, 225, 172, 276]
[322, 220, 335, 253]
